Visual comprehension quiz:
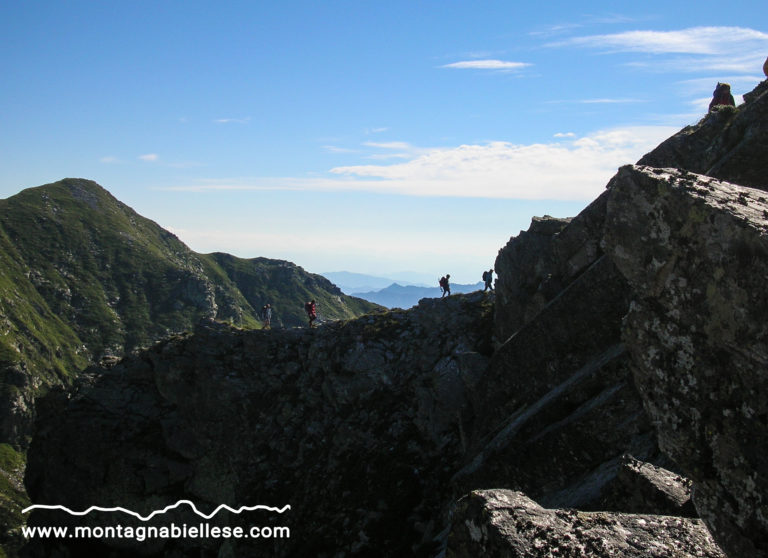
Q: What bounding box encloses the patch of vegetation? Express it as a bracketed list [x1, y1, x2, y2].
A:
[0, 444, 29, 557]
[203, 253, 382, 328]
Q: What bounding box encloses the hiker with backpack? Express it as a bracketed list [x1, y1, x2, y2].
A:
[262, 304, 272, 329]
[305, 300, 317, 328]
[709, 82, 735, 112]
[483, 269, 494, 291]
[439, 274, 451, 298]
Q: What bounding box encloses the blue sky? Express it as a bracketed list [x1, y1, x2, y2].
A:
[2, 2, 767, 283]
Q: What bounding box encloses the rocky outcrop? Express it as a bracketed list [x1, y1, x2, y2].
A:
[446, 490, 724, 557]
[597, 454, 696, 518]
[24, 293, 494, 557]
[473, 186, 663, 514]
[638, 80, 768, 191]
[604, 164, 768, 557]
[455, 253, 658, 511]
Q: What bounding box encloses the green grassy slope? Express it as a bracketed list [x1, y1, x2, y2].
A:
[203, 253, 382, 328]
[0, 178, 383, 555]
[0, 179, 225, 358]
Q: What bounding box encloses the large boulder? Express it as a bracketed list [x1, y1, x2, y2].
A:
[604, 164, 768, 557]
[446, 490, 724, 558]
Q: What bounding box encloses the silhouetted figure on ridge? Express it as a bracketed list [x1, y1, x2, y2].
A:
[709, 82, 735, 112]
[439, 274, 451, 298]
[483, 269, 494, 291]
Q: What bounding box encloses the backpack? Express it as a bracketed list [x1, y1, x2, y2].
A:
[439, 276, 447, 288]
[482, 271, 489, 282]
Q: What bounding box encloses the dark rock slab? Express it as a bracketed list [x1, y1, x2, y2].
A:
[597, 454, 696, 518]
[605, 164, 768, 557]
[446, 490, 724, 557]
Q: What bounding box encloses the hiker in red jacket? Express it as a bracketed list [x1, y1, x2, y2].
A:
[305, 300, 317, 328]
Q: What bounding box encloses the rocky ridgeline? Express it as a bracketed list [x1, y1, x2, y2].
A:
[25, 294, 495, 557]
[22, 79, 768, 557]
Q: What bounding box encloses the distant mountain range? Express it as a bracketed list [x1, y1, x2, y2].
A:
[353, 281, 486, 309]
[322, 271, 431, 293]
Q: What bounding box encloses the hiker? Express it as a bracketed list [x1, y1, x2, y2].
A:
[263, 304, 272, 329]
[304, 300, 317, 328]
[439, 274, 451, 298]
[709, 82, 735, 112]
[483, 269, 494, 291]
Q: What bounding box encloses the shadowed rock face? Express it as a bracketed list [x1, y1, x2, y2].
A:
[604, 164, 768, 558]
[24, 294, 495, 557]
[446, 490, 724, 558]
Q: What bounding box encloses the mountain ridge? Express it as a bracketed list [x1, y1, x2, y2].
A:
[0, 177, 381, 543]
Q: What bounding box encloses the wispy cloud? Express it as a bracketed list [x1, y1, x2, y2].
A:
[558, 26, 768, 54]
[139, 153, 159, 162]
[323, 145, 358, 154]
[554, 132, 575, 138]
[365, 127, 389, 134]
[100, 156, 121, 164]
[441, 59, 532, 71]
[529, 23, 583, 38]
[162, 126, 677, 201]
[213, 117, 251, 124]
[364, 141, 412, 150]
[552, 26, 768, 74]
[330, 128, 676, 200]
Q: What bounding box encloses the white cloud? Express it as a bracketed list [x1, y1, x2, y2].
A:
[364, 141, 412, 150]
[559, 26, 768, 55]
[529, 23, 583, 38]
[100, 156, 120, 164]
[555, 26, 768, 74]
[331, 126, 680, 200]
[442, 59, 532, 71]
[163, 126, 677, 201]
[554, 132, 575, 138]
[139, 153, 159, 162]
[214, 117, 251, 124]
